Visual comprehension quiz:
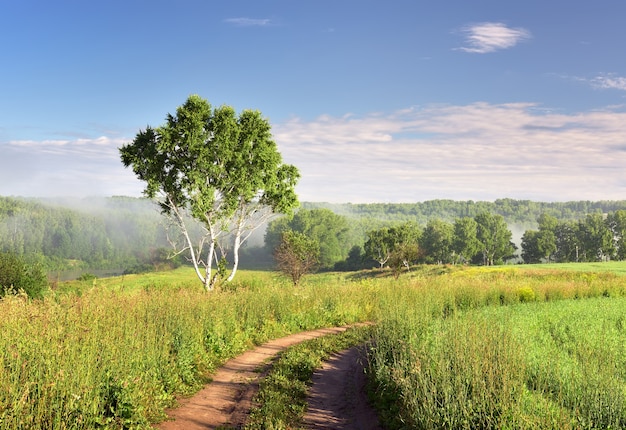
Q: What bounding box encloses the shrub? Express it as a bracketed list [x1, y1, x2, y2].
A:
[517, 286, 536, 303]
[274, 230, 320, 286]
[78, 272, 97, 282]
[0, 252, 48, 298]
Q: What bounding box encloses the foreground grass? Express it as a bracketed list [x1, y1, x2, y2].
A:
[367, 265, 626, 429]
[0, 269, 378, 429]
[3, 264, 626, 428]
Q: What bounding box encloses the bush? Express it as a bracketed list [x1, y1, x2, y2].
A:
[517, 286, 536, 303]
[78, 272, 97, 282]
[274, 230, 320, 286]
[0, 252, 48, 298]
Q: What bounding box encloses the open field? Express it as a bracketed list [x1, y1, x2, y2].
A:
[2, 263, 626, 428]
[517, 260, 626, 276]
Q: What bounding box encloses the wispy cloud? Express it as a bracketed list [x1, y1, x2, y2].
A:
[3, 105, 626, 202]
[591, 74, 626, 91]
[560, 73, 626, 93]
[457, 22, 531, 54]
[275, 103, 626, 202]
[224, 17, 271, 27]
[8, 136, 124, 159]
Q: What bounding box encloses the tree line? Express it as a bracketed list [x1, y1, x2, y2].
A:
[521, 212, 626, 263]
[265, 208, 626, 276]
[265, 209, 517, 275]
[2, 195, 626, 278]
[302, 199, 626, 226]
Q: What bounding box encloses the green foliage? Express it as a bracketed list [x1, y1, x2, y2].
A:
[364, 221, 422, 273]
[77, 272, 96, 282]
[120, 95, 300, 290]
[421, 218, 454, 264]
[0, 251, 48, 298]
[523, 210, 626, 263]
[302, 199, 626, 226]
[363, 226, 393, 268]
[517, 286, 536, 302]
[475, 212, 517, 265]
[265, 208, 352, 269]
[364, 213, 518, 269]
[453, 217, 481, 264]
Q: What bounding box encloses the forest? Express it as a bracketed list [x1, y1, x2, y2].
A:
[0, 196, 171, 275]
[1, 195, 626, 278]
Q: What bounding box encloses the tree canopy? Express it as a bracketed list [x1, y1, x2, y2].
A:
[265, 208, 352, 270]
[120, 95, 300, 290]
[521, 211, 626, 263]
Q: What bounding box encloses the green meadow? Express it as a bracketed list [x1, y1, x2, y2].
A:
[2, 262, 626, 429]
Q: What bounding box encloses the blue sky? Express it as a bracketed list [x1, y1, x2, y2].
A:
[1, 0, 626, 203]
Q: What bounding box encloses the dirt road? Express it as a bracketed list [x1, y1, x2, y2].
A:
[303, 346, 383, 429]
[155, 325, 380, 429]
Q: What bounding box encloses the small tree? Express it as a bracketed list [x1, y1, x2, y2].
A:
[452, 217, 481, 264]
[364, 227, 393, 269]
[274, 230, 320, 286]
[384, 222, 422, 277]
[474, 212, 517, 265]
[388, 242, 420, 279]
[120, 95, 300, 291]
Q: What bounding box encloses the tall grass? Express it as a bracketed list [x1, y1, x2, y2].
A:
[367, 266, 626, 429]
[0, 269, 379, 429]
[3, 264, 626, 428]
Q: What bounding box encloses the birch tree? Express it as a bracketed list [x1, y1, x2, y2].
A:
[120, 95, 299, 291]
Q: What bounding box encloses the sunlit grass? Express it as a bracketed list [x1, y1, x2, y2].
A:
[0, 269, 378, 429]
[3, 264, 626, 428]
[518, 260, 626, 276]
[366, 265, 626, 429]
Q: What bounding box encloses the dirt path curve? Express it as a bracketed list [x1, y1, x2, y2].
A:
[303, 346, 383, 430]
[155, 326, 355, 430]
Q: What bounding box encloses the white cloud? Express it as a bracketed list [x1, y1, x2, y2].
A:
[591, 74, 626, 91]
[560, 73, 626, 93]
[457, 22, 531, 54]
[224, 17, 271, 27]
[3, 106, 626, 202]
[8, 136, 125, 159]
[274, 103, 626, 202]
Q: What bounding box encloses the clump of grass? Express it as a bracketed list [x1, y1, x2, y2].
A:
[368, 311, 527, 429]
[245, 325, 373, 429]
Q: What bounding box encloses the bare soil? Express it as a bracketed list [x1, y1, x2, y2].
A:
[302, 346, 383, 430]
[155, 325, 381, 429]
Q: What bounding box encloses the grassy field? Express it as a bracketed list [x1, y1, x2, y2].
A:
[367, 262, 626, 429]
[518, 260, 626, 276]
[1, 262, 626, 428]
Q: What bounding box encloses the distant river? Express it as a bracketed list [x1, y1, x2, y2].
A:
[47, 269, 125, 282]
